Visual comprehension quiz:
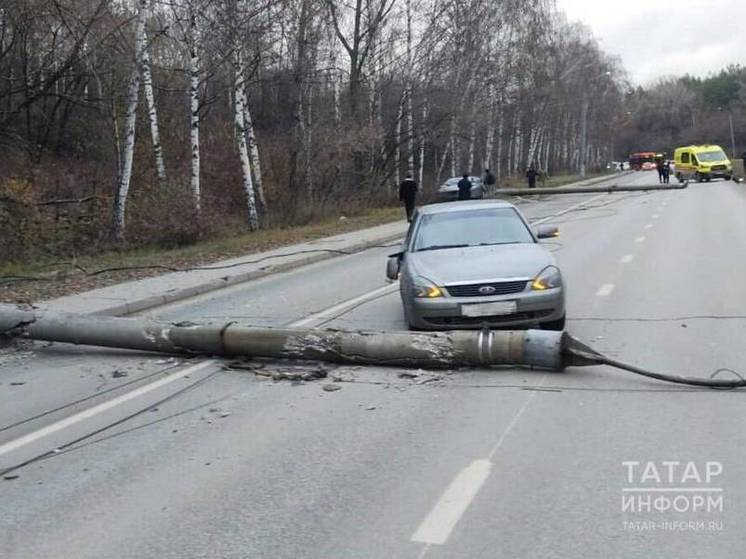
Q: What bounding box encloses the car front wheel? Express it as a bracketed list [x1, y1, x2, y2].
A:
[539, 314, 566, 331]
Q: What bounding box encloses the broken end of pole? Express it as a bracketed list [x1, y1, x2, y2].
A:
[560, 333, 605, 367]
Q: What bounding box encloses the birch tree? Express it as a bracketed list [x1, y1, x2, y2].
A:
[112, 0, 148, 241]
[139, 4, 167, 183]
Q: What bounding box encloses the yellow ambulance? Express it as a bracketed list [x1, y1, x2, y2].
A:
[673, 145, 732, 182]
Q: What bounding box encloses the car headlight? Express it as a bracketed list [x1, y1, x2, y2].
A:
[531, 266, 562, 291]
[413, 276, 443, 298]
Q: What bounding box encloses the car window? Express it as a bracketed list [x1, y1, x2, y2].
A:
[681, 152, 690, 164]
[413, 208, 534, 251]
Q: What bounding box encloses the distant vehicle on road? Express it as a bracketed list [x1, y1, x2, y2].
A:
[629, 151, 658, 171]
[674, 145, 732, 182]
[436, 176, 485, 201]
[386, 200, 565, 331]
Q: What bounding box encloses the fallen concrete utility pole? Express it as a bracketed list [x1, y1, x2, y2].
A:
[3, 305, 746, 388]
[495, 182, 688, 196]
[0, 304, 569, 370]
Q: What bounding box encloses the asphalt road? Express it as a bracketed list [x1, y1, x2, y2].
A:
[3, 172, 746, 558]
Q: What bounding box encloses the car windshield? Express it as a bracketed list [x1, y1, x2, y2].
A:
[698, 150, 727, 162]
[413, 207, 534, 251]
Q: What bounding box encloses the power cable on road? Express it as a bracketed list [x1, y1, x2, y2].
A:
[0, 368, 223, 478]
[0, 243, 404, 286]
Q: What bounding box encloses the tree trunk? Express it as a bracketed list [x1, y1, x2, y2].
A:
[467, 117, 476, 175]
[112, 0, 147, 241]
[395, 92, 404, 187]
[418, 96, 428, 188]
[140, 14, 166, 182]
[244, 101, 266, 218]
[496, 103, 504, 184]
[484, 83, 495, 171]
[188, 8, 200, 211]
[234, 51, 259, 231]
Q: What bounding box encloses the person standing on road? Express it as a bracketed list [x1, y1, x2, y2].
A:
[662, 160, 671, 184]
[656, 157, 665, 184]
[457, 174, 472, 200]
[398, 172, 418, 222]
[482, 168, 496, 194]
[526, 165, 539, 189]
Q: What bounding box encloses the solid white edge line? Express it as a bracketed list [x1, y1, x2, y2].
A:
[0, 360, 216, 458]
[530, 193, 606, 225]
[289, 283, 397, 328]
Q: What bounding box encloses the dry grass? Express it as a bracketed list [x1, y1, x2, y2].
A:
[0, 205, 404, 304]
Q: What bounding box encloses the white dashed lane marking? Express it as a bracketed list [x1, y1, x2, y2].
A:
[620, 254, 634, 264]
[596, 284, 615, 297]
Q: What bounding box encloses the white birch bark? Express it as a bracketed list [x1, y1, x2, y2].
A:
[450, 120, 457, 177]
[140, 13, 166, 182]
[188, 7, 200, 211]
[406, 85, 415, 176]
[527, 125, 539, 166]
[243, 102, 267, 217]
[506, 134, 513, 179]
[513, 118, 521, 175]
[467, 117, 476, 175]
[405, 0, 414, 176]
[483, 83, 495, 171]
[395, 93, 404, 187]
[436, 138, 449, 185]
[418, 97, 427, 188]
[113, 0, 147, 241]
[496, 105, 504, 184]
[234, 51, 259, 231]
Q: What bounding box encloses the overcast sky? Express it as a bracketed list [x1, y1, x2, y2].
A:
[555, 0, 746, 86]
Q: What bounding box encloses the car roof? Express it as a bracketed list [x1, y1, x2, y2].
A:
[675, 145, 725, 152]
[418, 199, 516, 215]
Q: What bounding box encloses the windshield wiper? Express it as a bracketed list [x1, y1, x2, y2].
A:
[477, 241, 519, 246]
[417, 244, 469, 252]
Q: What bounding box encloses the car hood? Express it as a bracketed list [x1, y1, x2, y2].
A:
[407, 243, 555, 285]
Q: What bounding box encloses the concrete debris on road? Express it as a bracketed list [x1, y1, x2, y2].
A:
[322, 384, 342, 392]
[225, 359, 330, 382]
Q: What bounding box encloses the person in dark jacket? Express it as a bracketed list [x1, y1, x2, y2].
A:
[656, 158, 665, 183]
[457, 174, 472, 200]
[526, 166, 539, 189]
[399, 173, 418, 222]
[482, 168, 496, 193]
[662, 161, 671, 184]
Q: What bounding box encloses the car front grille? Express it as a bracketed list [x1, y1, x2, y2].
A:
[445, 280, 528, 298]
[424, 310, 553, 327]
[711, 165, 727, 171]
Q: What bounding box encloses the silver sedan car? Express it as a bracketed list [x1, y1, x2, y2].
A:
[436, 176, 485, 201]
[386, 200, 565, 330]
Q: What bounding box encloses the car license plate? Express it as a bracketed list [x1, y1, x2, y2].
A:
[461, 301, 517, 317]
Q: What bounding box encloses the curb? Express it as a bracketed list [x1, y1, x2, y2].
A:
[88, 229, 406, 317]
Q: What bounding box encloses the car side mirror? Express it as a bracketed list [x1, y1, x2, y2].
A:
[535, 225, 559, 239]
[386, 253, 402, 280]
